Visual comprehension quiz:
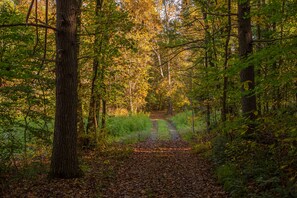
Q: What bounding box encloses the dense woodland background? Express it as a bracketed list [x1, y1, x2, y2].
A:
[0, 0, 296, 197]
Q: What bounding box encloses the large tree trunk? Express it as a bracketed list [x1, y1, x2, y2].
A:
[50, 0, 81, 178]
[238, 0, 257, 131]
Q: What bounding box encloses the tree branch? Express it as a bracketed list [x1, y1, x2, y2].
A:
[26, 0, 35, 24]
[252, 35, 297, 43]
[205, 12, 237, 17]
[166, 39, 204, 48]
[0, 23, 58, 31]
[160, 46, 204, 67]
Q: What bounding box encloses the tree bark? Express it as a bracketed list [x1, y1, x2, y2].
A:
[163, 1, 173, 116]
[202, 4, 211, 132]
[167, 60, 173, 115]
[100, 57, 107, 130]
[256, 1, 262, 116]
[238, 0, 257, 131]
[50, 0, 82, 178]
[77, 0, 85, 143]
[86, 0, 104, 146]
[86, 59, 99, 136]
[222, 0, 231, 122]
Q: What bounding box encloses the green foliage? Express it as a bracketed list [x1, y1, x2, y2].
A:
[106, 113, 152, 144]
[0, 0, 296, 196]
[0, 125, 22, 172]
[216, 163, 247, 196]
[0, 2, 54, 172]
[192, 141, 211, 154]
[171, 110, 206, 137]
[210, 110, 297, 197]
[171, 111, 192, 131]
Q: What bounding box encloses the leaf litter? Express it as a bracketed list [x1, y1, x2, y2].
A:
[103, 119, 228, 198]
[2, 119, 228, 197]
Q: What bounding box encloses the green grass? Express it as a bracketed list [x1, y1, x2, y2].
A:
[106, 113, 152, 144]
[170, 111, 206, 141]
[157, 120, 170, 140]
[171, 111, 206, 132]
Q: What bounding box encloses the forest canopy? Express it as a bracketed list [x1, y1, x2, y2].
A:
[0, 0, 296, 197]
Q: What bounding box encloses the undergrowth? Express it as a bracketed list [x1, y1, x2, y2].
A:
[172, 110, 297, 197]
[171, 110, 205, 142]
[106, 113, 152, 144]
[213, 112, 297, 197]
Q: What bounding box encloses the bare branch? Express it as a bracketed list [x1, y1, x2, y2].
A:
[160, 46, 204, 67]
[205, 12, 237, 17]
[33, 0, 38, 54]
[166, 39, 204, 48]
[252, 35, 297, 43]
[41, 0, 49, 66]
[26, 0, 35, 24]
[0, 23, 58, 31]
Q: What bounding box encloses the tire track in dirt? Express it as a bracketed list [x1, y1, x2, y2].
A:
[103, 116, 228, 198]
[167, 120, 180, 141]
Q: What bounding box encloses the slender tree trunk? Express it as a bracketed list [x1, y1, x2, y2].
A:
[167, 60, 173, 115]
[129, 81, 134, 113]
[101, 97, 106, 130]
[77, 76, 85, 135]
[238, 0, 257, 132]
[86, 0, 103, 146]
[295, 82, 297, 106]
[189, 68, 195, 133]
[86, 56, 100, 147]
[86, 61, 98, 135]
[276, 0, 285, 110]
[271, 23, 279, 111]
[50, 0, 82, 178]
[127, 63, 134, 114]
[163, 1, 173, 115]
[222, 0, 231, 122]
[152, 48, 164, 77]
[256, 0, 262, 116]
[100, 58, 106, 129]
[202, 5, 211, 132]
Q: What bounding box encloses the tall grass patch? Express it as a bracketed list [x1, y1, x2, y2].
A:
[171, 111, 205, 141]
[106, 113, 152, 144]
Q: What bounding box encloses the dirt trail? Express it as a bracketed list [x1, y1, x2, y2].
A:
[103, 114, 227, 198]
[2, 113, 227, 197]
[150, 120, 158, 142]
[167, 121, 180, 141]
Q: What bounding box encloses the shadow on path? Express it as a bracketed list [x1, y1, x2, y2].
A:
[103, 114, 228, 198]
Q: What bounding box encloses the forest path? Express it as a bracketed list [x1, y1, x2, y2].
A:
[103, 112, 227, 198]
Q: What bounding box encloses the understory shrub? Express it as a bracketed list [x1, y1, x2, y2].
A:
[211, 111, 297, 197]
[171, 111, 206, 142]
